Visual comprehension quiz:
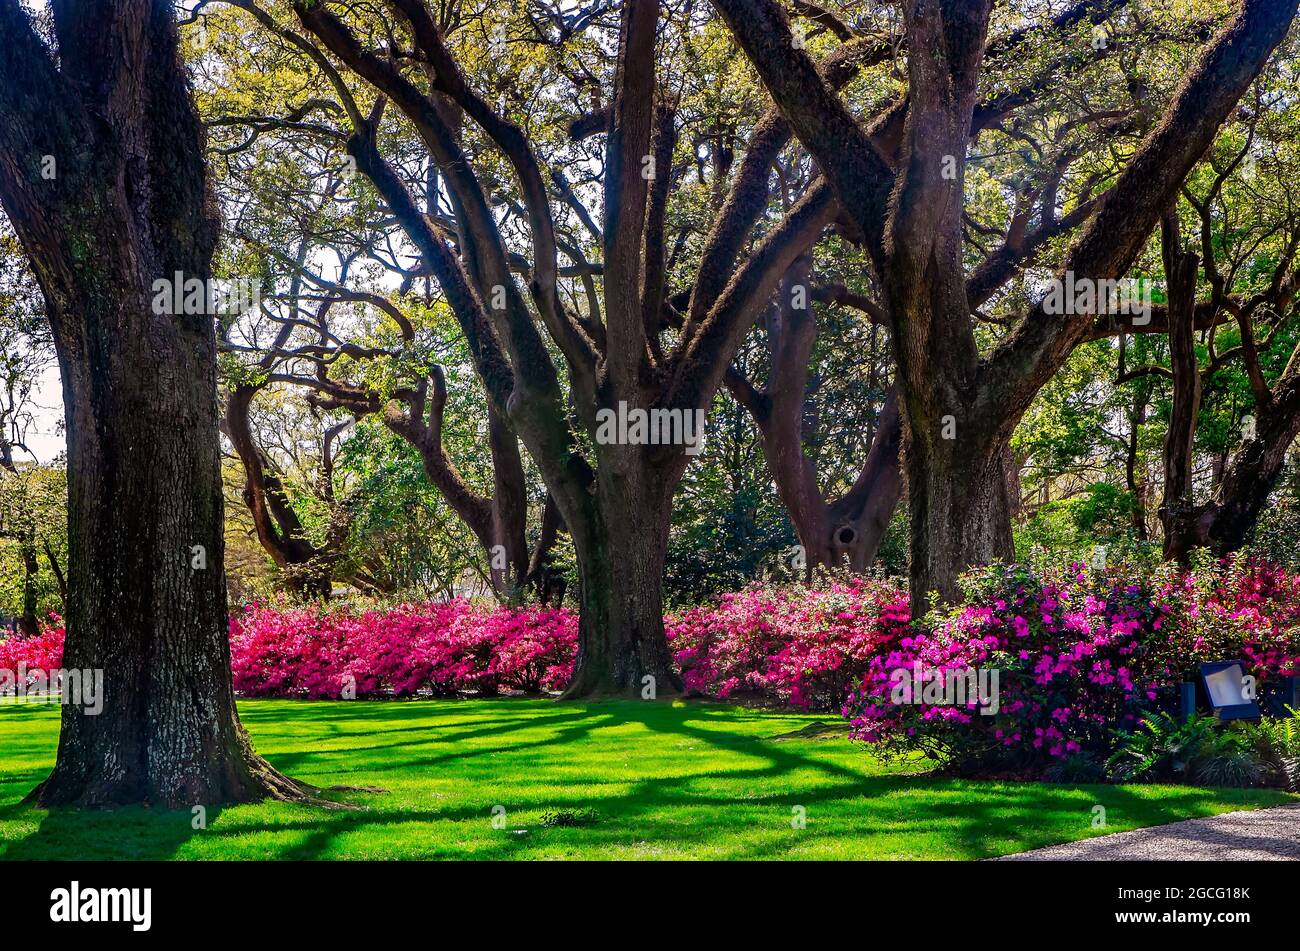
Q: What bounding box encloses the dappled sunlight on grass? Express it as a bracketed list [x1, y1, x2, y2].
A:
[1, 698, 1292, 860]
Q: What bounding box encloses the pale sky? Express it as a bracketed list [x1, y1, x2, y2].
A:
[26, 362, 65, 464]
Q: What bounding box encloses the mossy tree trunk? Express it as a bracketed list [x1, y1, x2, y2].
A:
[0, 0, 309, 807]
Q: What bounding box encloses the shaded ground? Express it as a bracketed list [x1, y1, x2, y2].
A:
[1, 698, 1292, 860]
[999, 804, 1300, 860]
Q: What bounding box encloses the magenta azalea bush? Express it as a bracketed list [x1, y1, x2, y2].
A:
[1174, 556, 1300, 679]
[2, 582, 913, 709]
[666, 579, 911, 710]
[4, 556, 1296, 750]
[843, 556, 1300, 775]
[0, 618, 64, 688]
[227, 600, 577, 699]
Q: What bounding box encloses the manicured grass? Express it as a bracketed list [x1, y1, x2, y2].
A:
[0, 698, 1292, 860]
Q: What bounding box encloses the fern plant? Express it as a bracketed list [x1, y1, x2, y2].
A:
[1244, 708, 1300, 791]
[1106, 712, 1218, 782]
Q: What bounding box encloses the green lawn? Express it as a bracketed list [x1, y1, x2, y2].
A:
[0, 698, 1292, 860]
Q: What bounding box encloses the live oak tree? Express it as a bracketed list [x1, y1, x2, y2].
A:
[1147, 123, 1300, 562]
[207, 0, 905, 599]
[726, 260, 904, 572]
[712, 0, 1300, 609]
[1021, 88, 1300, 561]
[0, 0, 307, 805]
[199, 17, 566, 600]
[258, 297, 567, 601]
[221, 236, 565, 600]
[221, 0, 867, 695]
[222, 365, 362, 598]
[220, 238, 362, 599]
[623, 16, 910, 574]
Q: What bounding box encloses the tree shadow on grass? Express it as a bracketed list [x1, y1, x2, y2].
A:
[2, 803, 227, 861]
[231, 702, 1299, 859]
[228, 776, 1266, 861]
[258, 708, 614, 776]
[230, 704, 1273, 860]
[1, 699, 1290, 860]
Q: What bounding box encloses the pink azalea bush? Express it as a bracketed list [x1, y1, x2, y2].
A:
[6, 556, 1296, 740]
[234, 578, 913, 707]
[843, 556, 1300, 775]
[1174, 555, 1300, 680]
[666, 579, 911, 710]
[228, 600, 577, 699]
[0, 618, 65, 690]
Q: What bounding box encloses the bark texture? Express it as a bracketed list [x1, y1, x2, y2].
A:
[223, 384, 349, 599]
[0, 0, 307, 806]
[1153, 173, 1300, 561]
[1158, 209, 1204, 562]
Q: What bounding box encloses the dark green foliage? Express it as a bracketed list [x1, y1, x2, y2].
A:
[1042, 752, 1106, 785]
[539, 807, 599, 828]
[1107, 712, 1222, 783]
[1107, 712, 1289, 788]
[334, 420, 484, 597]
[663, 396, 798, 608]
[1248, 462, 1300, 571]
[1242, 710, 1300, 792]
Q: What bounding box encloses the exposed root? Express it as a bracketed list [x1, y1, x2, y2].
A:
[243, 756, 384, 811]
[21, 752, 387, 812]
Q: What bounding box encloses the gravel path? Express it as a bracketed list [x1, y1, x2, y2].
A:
[999, 804, 1300, 860]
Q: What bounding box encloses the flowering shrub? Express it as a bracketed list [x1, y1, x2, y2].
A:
[1173, 554, 1300, 681]
[477, 606, 577, 693]
[154, 578, 916, 707]
[229, 600, 578, 699]
[8, 556, 1297, 752]
[843, 556, 1300, 777]
[0, 619, 65, 689]
[667, 579, 911, 710]
[5, 587, 911, 708]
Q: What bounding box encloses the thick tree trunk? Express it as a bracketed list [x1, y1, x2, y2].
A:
[487, 403, 533, 595]
[730, 259, 905, 575]
[1155, 357, 1300, 562]
[827, 394, 906, 571]
[524, 493, 566, 606]
[0, 0, 308, 807]
[32, 312, 305, 807]
[891, 289, 1016, 610]
[296, 0, 831, 699]
[712, 0, 1298, 612]
[1204, 378, 1300, 554]
[771, 395, 903, 574]
[560, 467, 682, 698]
[905, 432, 1014, 612]
[225, 376, 341, 602]
[1158, 210, 1204, 563]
